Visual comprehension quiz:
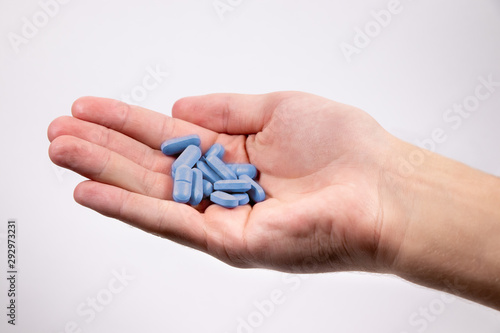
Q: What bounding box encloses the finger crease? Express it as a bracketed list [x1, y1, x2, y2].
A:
[97, 149, 112, 179]
[140, 169, 155, 196]
[161, 115, 177, 141]
[118, 190, 132, 221]
[155, 200, 171, 237]
[117, 102, 131, 132]
[222, 102, 230, 133]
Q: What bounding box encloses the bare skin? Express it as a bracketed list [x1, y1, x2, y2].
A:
[47, 92, 500, 310]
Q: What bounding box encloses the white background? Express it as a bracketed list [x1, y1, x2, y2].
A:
[1, 0, 500, 332]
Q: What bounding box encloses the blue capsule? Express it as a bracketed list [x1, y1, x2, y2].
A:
[227, 164, 257, 179]
[205, 143, 225, 159]
[239, 174, 265, 202]
[232, 193, 250, 205]
[171, 145, 201, 177]
[205, 155, 237, 180]
[214, 180, 251, 193]
[203, 180, 213, 198]
[196, 159, 221, 183]
[161, 134, 200, 156]
[210, 191, 238, 208]
[173, 165, 193, 203]
[164, 137, 266, 208]
[189, 168, 203, 206]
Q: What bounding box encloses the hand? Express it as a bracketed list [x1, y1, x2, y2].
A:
[48, 92, 500, 310]
[48, 92, 402, 273]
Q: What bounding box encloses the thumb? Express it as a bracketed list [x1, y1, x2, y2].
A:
[172, 92, 280, 134]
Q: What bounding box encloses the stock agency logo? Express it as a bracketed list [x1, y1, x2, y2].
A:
[339, 0, 404, 63]
[398, 74, 499, 177]
[7, 0, 72, 53]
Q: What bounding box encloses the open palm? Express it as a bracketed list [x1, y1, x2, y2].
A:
[48, 92, 398, 273]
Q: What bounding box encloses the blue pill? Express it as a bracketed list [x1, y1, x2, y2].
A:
[205, 155, 237, 180]
[203, 180, 213, 198]
[227, 164, 257, 179]
[232, 193, 250, 205]
[171, 145, 201, 176]
[210, 191, 238, 208]
[173, 165, 193, 203]
[196, 159, 221, 183]
[205, 143, 225, 159]
[189, 168, 203, 206]
[239, 174, 265, 202]
[161, 134, 200, 155]
[214, 180, 251, 193]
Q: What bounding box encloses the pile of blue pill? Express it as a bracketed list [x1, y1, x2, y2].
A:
[160, 134, 265, 208]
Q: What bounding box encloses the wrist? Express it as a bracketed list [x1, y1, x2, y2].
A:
[381, 137, 500, 309]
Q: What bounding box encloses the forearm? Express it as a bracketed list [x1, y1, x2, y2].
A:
[384, 139, 500, 310]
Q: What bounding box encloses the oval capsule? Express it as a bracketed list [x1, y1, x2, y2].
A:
[173, 165, 193, 203]
[239, 174, 265, 202]
[232, 193, 250, 205]
[210, 191, 238, 208]
[206, 155, 237, 180]
[161, 134, 200, 155]
[205, 143, 225, 159]
[214, 180, 251, 193]
[171, 145, 201, 176]
[196, 159, 221, 183]
[203, 180, 213, 198]
[227, 164, 258, 179]
[189, 168, 203, 206]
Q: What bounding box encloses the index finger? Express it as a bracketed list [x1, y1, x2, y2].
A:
[171, 92, 280, 134]
[71, 97, 218, 151]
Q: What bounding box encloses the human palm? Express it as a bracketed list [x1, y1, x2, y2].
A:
[48, 92, 396, 273]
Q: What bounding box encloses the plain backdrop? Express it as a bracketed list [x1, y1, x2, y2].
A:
[1, 0, 500, 332]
